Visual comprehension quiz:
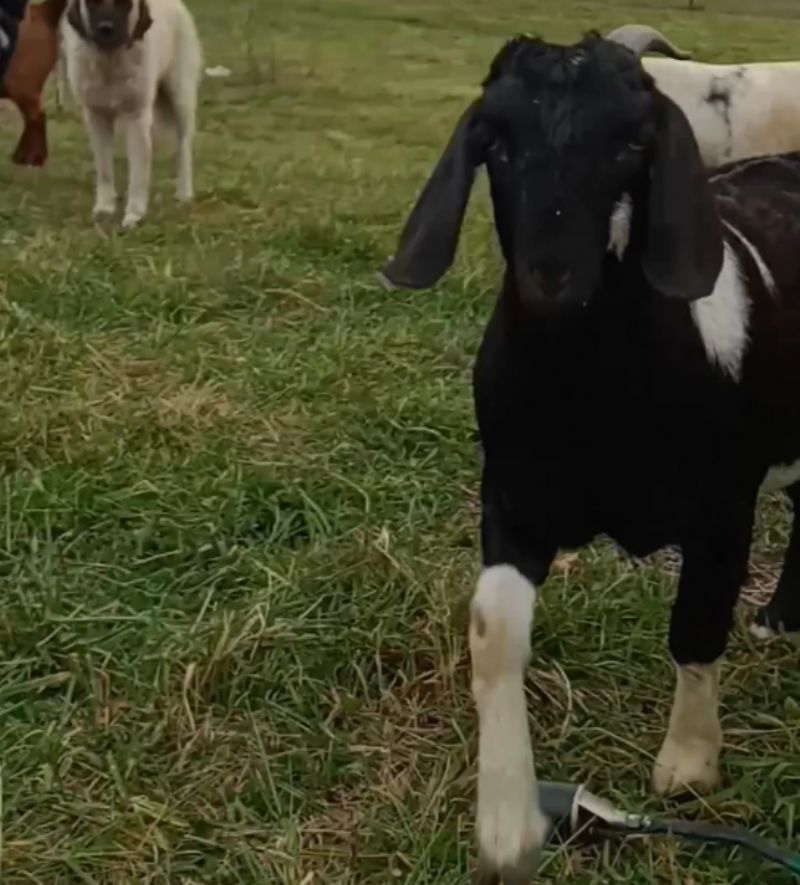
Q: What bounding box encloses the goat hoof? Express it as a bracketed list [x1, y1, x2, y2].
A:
[652, 736, 721, 796]
[474, 798, 546, 885]
[476, 850, 542, 885]
[751, 607, 800, 641]
[475, 846, 542, 885]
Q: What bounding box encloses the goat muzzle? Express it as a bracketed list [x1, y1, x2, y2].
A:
[517, 259, 573, 304]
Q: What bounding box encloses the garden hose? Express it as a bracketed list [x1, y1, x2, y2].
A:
[537, 781, 800, 877]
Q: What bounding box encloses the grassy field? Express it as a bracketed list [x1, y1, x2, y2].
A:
[2, 0, 800, 882]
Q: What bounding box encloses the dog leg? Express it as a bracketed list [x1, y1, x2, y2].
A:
[84, 107, 117, 219]
[172, 85, 196, 203]
[161, 69, 197, 203]
[174, 111, 194, 203]
[122, 108, 154, 229]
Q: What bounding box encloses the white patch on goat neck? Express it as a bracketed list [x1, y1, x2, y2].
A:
[723, 221, 777, 297]
[470, 565, 546, 870]
[690, 240, 749, 381]
[608, 194, 632, 258]
[471, 565, 536, 680]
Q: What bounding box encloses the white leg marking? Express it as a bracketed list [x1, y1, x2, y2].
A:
[470, 565, 547, 879]
[85, 108, 117, 219]
[653, 661, 722, 795]
[690, 240, 749, 382]
[123, 109, 154, 229]
[761, 458, 800, 493]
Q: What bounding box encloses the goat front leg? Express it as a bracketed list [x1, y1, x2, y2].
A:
[470, 502, 554, 884]
[122, 108, 154, 229]
[653, 505, 754, 795]
[84, 107, 117, 219]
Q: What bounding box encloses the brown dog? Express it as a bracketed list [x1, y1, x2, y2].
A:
[1, 0, 66, 166]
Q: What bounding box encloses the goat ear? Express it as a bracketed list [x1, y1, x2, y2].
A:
[66, 0, 88, 38]
[131, 0, 153, 41]
[642, 94, 723, 301]
[380, 103, 483, 290]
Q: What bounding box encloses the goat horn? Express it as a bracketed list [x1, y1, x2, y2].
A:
[605, 24, 692, 60]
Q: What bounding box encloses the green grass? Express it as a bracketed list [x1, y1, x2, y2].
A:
[1, 0, 800, 881]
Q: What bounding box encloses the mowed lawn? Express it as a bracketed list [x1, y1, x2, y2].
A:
[1, 0, 800, 882]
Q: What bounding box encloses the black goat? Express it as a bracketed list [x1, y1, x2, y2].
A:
[381, 33, 800, 884]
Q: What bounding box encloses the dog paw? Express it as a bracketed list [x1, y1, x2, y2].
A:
[652, 735, 721, 796]
[121, 212, 144, 230]
[92, 205, 116, 222]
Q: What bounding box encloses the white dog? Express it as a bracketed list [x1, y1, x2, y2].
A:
[63, 0, 202, 228]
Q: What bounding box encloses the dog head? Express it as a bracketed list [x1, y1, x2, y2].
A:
[67, 0, 153, 52]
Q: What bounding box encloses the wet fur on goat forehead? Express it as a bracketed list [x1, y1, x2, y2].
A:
[477, 34, 656, 147]
[482, 33, 654, 109]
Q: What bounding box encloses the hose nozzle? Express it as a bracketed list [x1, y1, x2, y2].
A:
[535, 781, 800, 876]
[537, 781, 628, 845]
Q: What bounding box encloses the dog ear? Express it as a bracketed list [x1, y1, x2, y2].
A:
[131, 0, 153, 42]
[66, 0, 88, 39]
